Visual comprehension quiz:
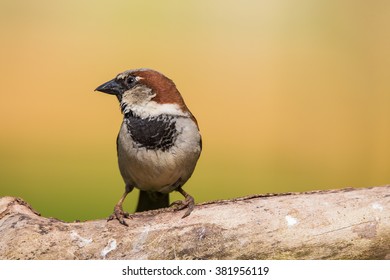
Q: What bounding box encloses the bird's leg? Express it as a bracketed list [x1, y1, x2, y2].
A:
[108, 184, 133, 226]
[170, 187, 195, 218]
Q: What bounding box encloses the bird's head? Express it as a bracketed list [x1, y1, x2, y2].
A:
[95, 68, 190, 118]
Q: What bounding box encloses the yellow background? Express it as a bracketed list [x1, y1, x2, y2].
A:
[1, 0, 389, 222]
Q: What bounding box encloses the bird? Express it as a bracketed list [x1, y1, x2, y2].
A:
[95, 68, 202, 226]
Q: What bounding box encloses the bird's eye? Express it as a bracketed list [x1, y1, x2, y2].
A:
[126, 76, 136, 85]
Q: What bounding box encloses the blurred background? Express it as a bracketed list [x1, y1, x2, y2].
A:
[1, 0, 389, 222]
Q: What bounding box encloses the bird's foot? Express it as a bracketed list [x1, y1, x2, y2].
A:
[107, 205, 131, 226]
[170, 194, 195, 218]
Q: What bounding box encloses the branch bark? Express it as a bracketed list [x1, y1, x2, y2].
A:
[1, 186, 390, 259]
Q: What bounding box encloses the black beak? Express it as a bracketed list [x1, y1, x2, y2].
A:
[95, 78, 125, 95]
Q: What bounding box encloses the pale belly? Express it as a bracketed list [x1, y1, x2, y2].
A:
[117, 118, 201, 193]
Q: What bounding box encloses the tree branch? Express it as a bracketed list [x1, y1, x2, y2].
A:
[1, 186, 389, 259]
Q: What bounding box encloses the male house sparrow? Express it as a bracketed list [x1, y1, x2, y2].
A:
[95, 68, 202, 226]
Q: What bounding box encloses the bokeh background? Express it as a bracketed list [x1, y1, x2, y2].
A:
[1, 0, 389, 222]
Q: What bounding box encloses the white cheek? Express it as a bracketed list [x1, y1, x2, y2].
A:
[121, 87, 154, 106]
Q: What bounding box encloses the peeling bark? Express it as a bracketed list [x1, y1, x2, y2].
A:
[1, 186, 390, 260]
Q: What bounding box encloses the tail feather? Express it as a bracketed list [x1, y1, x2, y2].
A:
[136, 190, 169, 212]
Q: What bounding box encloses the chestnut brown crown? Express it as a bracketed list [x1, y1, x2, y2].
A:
[96, 69, 188, 109]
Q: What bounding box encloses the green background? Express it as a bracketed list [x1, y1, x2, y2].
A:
[1, 0, 389, 222]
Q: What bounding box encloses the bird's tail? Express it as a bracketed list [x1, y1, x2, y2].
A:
[136, 190, 169, 212]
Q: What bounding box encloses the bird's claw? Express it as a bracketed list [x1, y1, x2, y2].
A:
[170, 195, 194, 218]
[107, 205, 130, 226]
